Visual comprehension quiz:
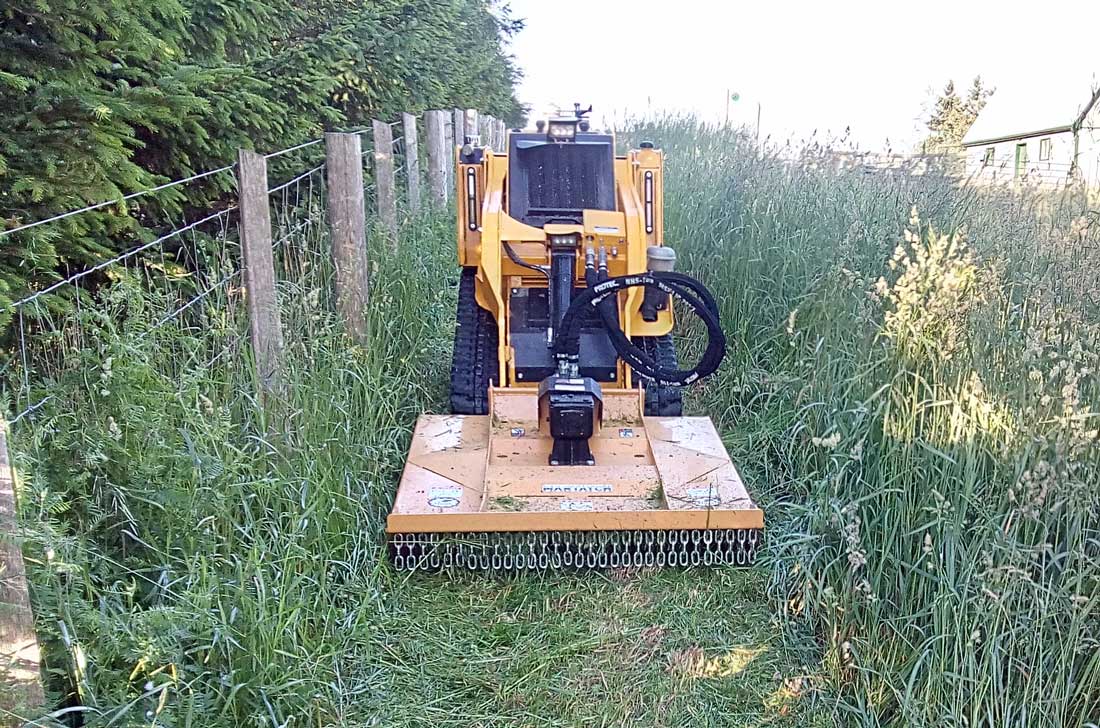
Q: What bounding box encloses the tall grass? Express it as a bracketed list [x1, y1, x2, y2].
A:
[11, 199, 820, 727]
[10, 117, 1099, 726]
[13, 212, 457, 726]
[630, 117, 1100, 726]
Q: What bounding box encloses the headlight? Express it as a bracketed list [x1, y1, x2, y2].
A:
[548, 232, 580, 249]
[547, 120, 577, 142]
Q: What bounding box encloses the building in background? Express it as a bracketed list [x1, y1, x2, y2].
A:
[962, 81, 1100, 187]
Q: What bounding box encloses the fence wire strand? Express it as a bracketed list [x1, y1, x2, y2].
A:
[0, 165, 237, 240]
[10, 395, 54, 426]
[1, 135, 333, 242]
[3, 112, 447, 432]
[2, 164, 317, 428]
[152, 269, 242, 330]
[263, 137, 324, 160]
[269, 164, 326, 195]
[2, 206, 239, 315]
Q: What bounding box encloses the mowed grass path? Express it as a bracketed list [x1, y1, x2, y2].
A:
[342, 133, 834, 723]
[365, 567, 824, 726]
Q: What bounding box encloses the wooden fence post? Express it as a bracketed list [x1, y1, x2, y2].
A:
[0, 422, 43, 724]
[466, 109, 480, 145]
[443, 114, 455, 194]
[450, 108, 463, 193]
[238, 149, 285, 395]
[371, 120, 398, 241]
[425, 111, 448, 206]
[480, 116, 493, 150]
[325, 133, 370, 343]
[401, 113, 420, 215]
[453, 108, 465, 144]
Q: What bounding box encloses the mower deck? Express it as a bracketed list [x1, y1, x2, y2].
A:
[387, 388, 763, 571]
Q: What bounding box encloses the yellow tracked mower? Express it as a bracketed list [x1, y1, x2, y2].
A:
[387, 106, 763, 571]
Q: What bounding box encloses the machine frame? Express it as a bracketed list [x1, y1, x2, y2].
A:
[455, 130, 672, 389]
[386, 114, 763, 571]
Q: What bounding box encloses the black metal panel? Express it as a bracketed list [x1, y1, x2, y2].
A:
[549, 247, 576, 335]
[510, 287, 617, 383]
[507, 133, 615, 226]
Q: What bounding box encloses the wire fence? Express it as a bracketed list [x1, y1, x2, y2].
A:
[0, 108, 512, 439]
[0, 132, 318, 429]
[967, 159, 1084, 189]
[773, 146, 1100, 193]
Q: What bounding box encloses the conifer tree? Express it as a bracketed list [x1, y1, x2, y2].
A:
[0, 0, 523, 316]
[925, 76, 993, 152]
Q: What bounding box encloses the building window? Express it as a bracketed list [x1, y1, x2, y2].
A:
[983, 147, 995, 167]
[1015, 143, 1028, 178]
[1039, 137, 1052, 161]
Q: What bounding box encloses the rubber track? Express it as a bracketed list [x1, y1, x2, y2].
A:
[450, 268, 498, 415]
[638, 335, 683, 416]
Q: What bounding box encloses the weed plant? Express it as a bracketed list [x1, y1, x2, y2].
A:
[632, 116, 1100, 727]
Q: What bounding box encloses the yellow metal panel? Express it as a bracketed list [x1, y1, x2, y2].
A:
[580, 209, 625, 236]
[460, 139, 674, 388]
[500, 215, 547, 242]
[476, 151, 510, 384]
[456, 161, 482, 267]
[387, 508, 764, 534]
[387, 392, 765, 535]
[616, 155, 672, 338]
[634, 148, 665, 246]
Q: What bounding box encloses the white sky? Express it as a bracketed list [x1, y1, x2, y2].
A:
[506, 0, 1100, 151]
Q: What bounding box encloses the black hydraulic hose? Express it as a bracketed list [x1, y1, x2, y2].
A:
[577, 277, 721, 387]
[593, 252, 621, 330]
[502, 241, 550, 282]
[554, 271, 726, 388]
[610, 281, 721, 384]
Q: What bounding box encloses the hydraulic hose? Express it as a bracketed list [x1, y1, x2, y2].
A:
[553, 271, 726, 388]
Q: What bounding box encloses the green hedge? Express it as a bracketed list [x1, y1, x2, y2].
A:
[0, 0, 522, 316]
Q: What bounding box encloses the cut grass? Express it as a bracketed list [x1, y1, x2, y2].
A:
[360, 570, 827, 727]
